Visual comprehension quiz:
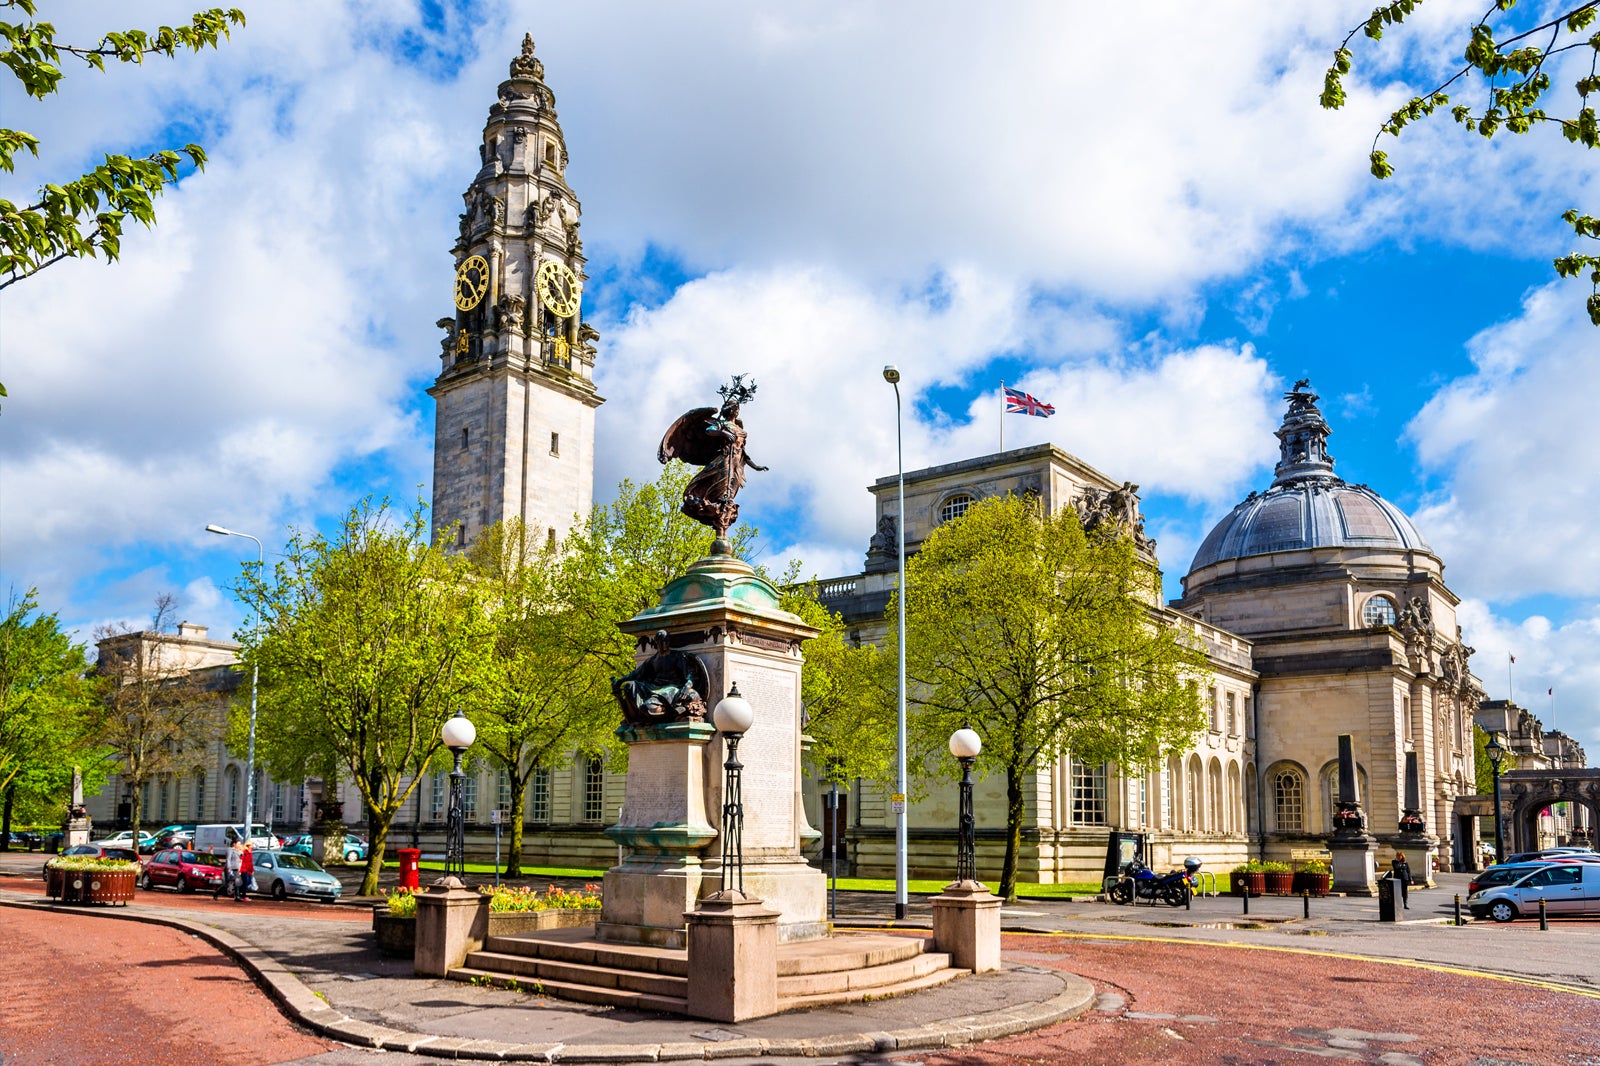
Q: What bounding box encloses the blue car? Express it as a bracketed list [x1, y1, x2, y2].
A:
[281, 833, 368, 862]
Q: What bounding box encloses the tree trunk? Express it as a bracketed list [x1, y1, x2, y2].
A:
[506, 772, 527, 878]
[1000, 765, 1024, 902]
[130, 787, 143, 853]
[1, 784, 13, 851]
[360, 809, 394, 897]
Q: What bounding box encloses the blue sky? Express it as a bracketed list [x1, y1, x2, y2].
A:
[2, 1, 1596, 754]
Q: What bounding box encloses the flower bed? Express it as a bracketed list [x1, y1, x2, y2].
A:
[1262, 861, 1294, 895]
[373, 884, 602, 957]
[1230, 860, 1266, 896]
[1293, 859, 1331, 897]
[45, 857, 139, 905]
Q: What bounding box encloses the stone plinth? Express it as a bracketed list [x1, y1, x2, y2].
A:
[931, 880, 1001, 974]
[609, 550, 826, 945]
[599, 720, 718, 948]
[414, 876, 490, 976]
[1330, 836, 1378, 896]
[684, 890, 780, 1022]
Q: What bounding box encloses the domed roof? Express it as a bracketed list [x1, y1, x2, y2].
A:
[1188, 383, 1432, 574]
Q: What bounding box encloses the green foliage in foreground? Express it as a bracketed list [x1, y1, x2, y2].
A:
[1321, 1, 1600, 324]
[45, 855, 138, 872]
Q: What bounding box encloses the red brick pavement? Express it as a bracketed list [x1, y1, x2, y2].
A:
[0, 905, 333, 1066]
[928, 934, 1600, 1066]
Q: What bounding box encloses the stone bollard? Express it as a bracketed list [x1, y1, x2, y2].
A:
[413, 876, 489, 977]
[684, 890, 781, 1022]
[931, 879, 1002, 974]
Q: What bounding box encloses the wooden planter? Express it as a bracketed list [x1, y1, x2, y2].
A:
[1230, 871, 1265, 896]
[1264, 870, 1295, 895]
[372, 908, 416, 958]
[48, 866, 136, 905]
[1294, 871, 1332, 897]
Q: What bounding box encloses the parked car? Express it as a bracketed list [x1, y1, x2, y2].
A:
[90, 830, 158, 853]
[249, 850, 343, 902]
[1468, 862, 1600, 922]
[4, 831, 42, 849]
[140, 848, 226, 893]
[280, 833, 366, 862]
[150, 824, 196, 849]
[193, 823, 279, 855]
[1467, 860, 1577, 896]
[1501, 847, 1598, 864]
[58, 844, 141, 862]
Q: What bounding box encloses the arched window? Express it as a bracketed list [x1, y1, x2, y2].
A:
[1362, 594, 1398, 627]
[1274, 769, 1304, 831]
[940, 494, 975, 524]
[1187, 755, 1203, 831]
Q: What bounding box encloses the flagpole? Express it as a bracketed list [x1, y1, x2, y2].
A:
[999, 380, 1005, 453]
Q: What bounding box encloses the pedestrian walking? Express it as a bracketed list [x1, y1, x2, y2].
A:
[218, 840, 243, 900]
[236, 841, 255, 902]
[1391, 851, 1411, 909]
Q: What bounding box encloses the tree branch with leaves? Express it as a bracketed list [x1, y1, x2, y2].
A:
[1322, 0, 1600, 324]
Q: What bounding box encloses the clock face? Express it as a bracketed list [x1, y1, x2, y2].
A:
[454, 255, 489, 311]
[536, 258, 582, 318]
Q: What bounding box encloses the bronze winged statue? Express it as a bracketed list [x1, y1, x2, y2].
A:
[658, 374, 767, 545]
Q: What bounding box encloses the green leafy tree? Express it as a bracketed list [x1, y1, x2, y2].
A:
[1474, 723, 1517, 793]
[778, 574, 895, 788]
[93, 594, 221, 849]
[0, 2, 245, 289]
[0, 587, 101, 843]
[464, 519, 617, 877]
[897, 495, 1208, 900]
[240, 499, 490, 896]
[1321, 1, 1600, 324]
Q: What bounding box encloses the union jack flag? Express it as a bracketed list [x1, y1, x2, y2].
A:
[1004, 385, 1055, 418]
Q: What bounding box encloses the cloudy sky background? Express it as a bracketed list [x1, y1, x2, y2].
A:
[2, 1, 1597, 756]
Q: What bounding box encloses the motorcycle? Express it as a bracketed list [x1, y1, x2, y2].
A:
[1108, 856, 1201, 907]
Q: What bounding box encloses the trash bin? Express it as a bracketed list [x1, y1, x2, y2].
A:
[397, 847, 421, 890]
[1377, 873, 1397, 922]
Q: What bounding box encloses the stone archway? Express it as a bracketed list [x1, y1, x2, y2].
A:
[1500, 769, 1600, 853]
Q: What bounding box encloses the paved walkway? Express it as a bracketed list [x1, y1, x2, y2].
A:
[3, 856, 1597, 1065]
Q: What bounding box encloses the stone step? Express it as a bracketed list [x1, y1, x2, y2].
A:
[463, 950, 688, 998]
[776, 934, 928, 976]
[776, 948, 953, 998]
[484, 931, 689, 977]
[778, 964, 969, 1010]
[448, 967, 687, 1014]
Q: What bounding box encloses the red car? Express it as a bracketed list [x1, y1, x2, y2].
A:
[140, 848, 226, 893]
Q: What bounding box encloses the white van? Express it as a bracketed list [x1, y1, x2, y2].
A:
[192, 823, 278, 856]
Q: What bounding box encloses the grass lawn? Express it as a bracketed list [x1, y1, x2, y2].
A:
[384, 860, 606, 879]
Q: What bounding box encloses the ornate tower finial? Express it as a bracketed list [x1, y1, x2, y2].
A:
[510, 33, 544, 80]
[1271, 379, 1337, 487]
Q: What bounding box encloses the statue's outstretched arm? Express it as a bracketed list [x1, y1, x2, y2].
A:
[745, 451, 767, 472]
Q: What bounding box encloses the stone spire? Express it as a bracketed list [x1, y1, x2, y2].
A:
[1271, 379, 1337, 488]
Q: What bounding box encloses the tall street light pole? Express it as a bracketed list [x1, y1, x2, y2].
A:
[206, 524, 262, 835]
[882, 365, 908, 920]
[1486, 732, 1506, 864]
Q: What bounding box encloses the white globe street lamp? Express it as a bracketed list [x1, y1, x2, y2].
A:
[949, 725, 981, 884]
[442, 709, 476, 879]
[713, 683, 753, 895]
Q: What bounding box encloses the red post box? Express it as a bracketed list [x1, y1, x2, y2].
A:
[397, 847, 421, 890]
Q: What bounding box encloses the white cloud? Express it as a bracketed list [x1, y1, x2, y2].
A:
[1456, 598, 1600, 757]
[1407, 284, 1600, 600]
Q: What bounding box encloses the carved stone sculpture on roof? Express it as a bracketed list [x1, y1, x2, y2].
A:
[510, 33, 545, 80]
[495, 294, 525, 334]
[564, 219, 582, 256]
[1108, 481, 1142, 527]
[436, 318, 457, 360]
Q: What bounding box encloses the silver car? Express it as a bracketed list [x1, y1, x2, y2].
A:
[250, 850, 343, 903]
[1467, 861, 1600, 922]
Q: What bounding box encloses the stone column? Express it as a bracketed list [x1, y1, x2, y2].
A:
[931, 880, 1001, 974]
[414, 876, 490, 977]
[612, 551, 826, 944]
[598, 720, 718, 947]
[684, 891, 780, 1022]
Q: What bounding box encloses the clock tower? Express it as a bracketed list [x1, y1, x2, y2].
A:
[428, 34, 602, 551]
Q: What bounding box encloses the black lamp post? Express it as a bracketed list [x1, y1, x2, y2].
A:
[949, 725, 982, 884]
[1486, 732, 1506, 864]
[441, 709, 476, 880]
[713, 684, 754, 896]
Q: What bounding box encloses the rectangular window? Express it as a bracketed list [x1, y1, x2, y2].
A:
[1243, 697, 1254, 738]
[531, 767, 550, 823]
[1070, 759, 1107, 826]
[462, 775, 478, 822]
[497, 771, 511, 815]
[1226, 692, 1236, 735]
[272, 783, 285, 823]
[1210, 688, 1220, 731]
[195, 775, 205, 821]
[430, 773, 446, 822]
[584, 758, 604, 822]
[550, 431, 560, 456]
[159, 779, 170, 820]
